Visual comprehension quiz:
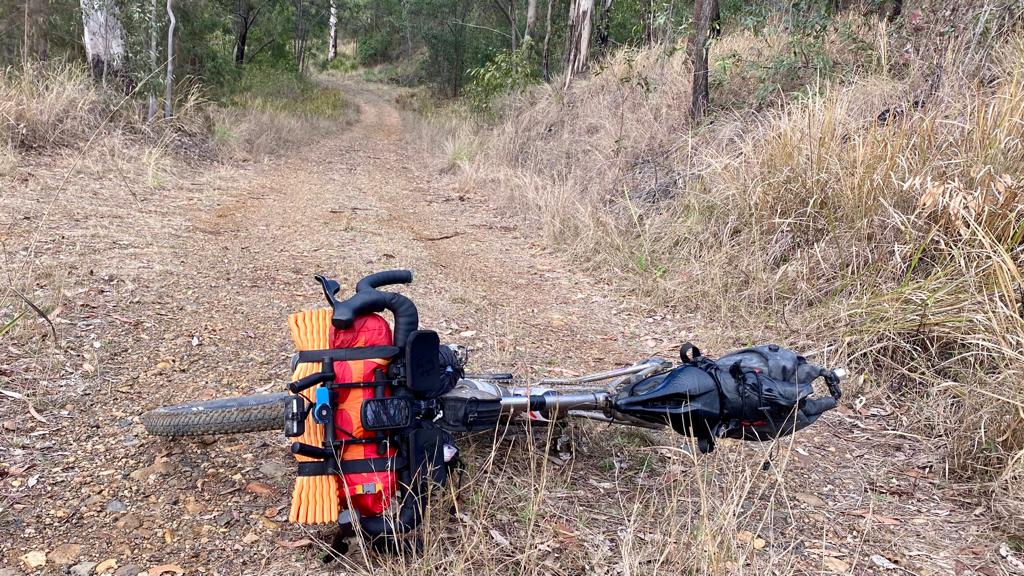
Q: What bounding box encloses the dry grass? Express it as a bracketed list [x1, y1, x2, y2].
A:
[446, 12, 1024, 537]
[211, 70, 357, 162]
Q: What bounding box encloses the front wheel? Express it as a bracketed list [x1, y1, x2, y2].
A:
[141, 393, 288, 437]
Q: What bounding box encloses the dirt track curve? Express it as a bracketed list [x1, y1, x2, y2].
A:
[0, 79, 1013, 576]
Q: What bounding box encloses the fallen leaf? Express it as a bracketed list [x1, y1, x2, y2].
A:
[244, 481, 275, 496]
[489, 529, 510, 547]
[259, 516, 280, 530]
[27, 403, 47, 424]
[95, 558, 118, 573]
[48, 543, 82, 565]
[276, 539, 313, 549]
[241, 533, 259, 544]
[21, 550, 46, 569]
[849, 509, 901, 525]
[795, 492, 827, 507]
[264, 506, 280, 518]
[822, 557, 850, 573]
[459, 330, 477, 338]
[146, 564, 184, 575]
[870, 554, 899, 570]
[736, 530, 754, 544]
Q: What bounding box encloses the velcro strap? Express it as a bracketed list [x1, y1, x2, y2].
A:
[296, 456, 406, 477]
[290, 346, 400, 372]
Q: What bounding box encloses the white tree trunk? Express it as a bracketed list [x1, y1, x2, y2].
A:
[164, 0, 176, 119]
[525, 0, 538, 41]
[79, 0, 126, 81]
[328, 0, 338, 61]
[564, 0, 594, 88]
[148, 0, 159, 121]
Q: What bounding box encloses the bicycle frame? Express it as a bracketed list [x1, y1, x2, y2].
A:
[456, 357, 674, 428]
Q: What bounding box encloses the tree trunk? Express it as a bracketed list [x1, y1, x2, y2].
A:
[493, 0, 519, 50]
[23, 0, 50, 62]
[148, 0, 158, 121]
[688, 0, 715, 121]
[596, 0, 612, 52]
[525, 0, 538, 41]
[563, 0, 594, 88]
[234, 0, 249, 66]
[401, 0, 413, 57]
[328, 0, 338, 61]
[542, 0, 554, 80]
[79, 0, 126, 81]
[294, 0, 308, 72]
[164, 0, 175, 119]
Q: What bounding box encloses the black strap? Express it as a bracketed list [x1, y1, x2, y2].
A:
[680, 342, 703, 363]
[297, 456, 407, 477]
[294, 346, 400, 366]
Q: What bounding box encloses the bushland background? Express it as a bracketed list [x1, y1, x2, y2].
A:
[2, 0, 1024, 574]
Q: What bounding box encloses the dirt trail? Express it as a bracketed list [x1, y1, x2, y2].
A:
[0, 80, 1012, 575]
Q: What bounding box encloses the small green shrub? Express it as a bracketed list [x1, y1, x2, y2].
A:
[358, 32, 393, 65]
[464, 44, 540, 113]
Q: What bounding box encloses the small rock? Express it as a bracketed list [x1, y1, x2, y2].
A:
[241, 532, 259, 544]
[258, 461, 288, 480]
[95, 558, 118, 574]
[106, 499, 127, 513]
[48, 543, 82, 565]
[115, 513, 142, 531]
[183, 498, 204, 515]
[71, 562, 98, 576]
[21, 550, 47, 569]
[216, 511, 234, 527]
[1, 568, 18, 576]
[129, 458, 175, 481]
[114, 565, 142, 576]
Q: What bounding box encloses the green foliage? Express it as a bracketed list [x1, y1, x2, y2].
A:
[223, 67, 350, 119]
[732, 0, 844, 103]
[358, 32, 394, 64]
[464, 43, 539, 112]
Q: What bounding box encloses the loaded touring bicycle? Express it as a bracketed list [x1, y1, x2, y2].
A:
[142, 270, 845, 553]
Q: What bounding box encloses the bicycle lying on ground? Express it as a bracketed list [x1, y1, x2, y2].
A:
[142, 270, 845, 553]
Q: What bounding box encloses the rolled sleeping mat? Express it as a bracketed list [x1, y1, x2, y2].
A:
[287, 309, 340, 525]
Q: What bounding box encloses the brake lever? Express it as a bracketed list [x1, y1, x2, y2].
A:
[314, 274, 342, 308]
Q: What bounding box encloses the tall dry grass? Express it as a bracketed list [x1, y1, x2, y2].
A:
[449, 17, 1024, 535]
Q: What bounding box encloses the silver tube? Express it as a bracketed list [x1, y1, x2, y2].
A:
[500, 391, 608, 416]
[535, 361, 665, 386]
